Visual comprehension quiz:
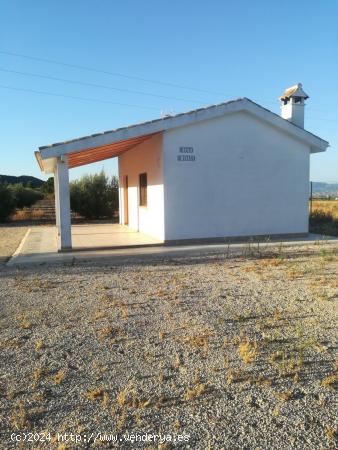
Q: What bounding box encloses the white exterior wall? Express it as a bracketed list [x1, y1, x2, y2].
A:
[118, 134, 164, 240]
[163, 111, 310, 241]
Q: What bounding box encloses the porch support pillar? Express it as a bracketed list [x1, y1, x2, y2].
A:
[53, 171, 60, 236]
[55, 156, 72, 251]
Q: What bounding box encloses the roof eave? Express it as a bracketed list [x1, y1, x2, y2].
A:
[38, 99, 247, 161]
[36, 97, 329, 166]
[35, 152, 57, 174]
[310, 143, 329, 154]
[34, 150, 44, 172]
[243, 99, 329, 153]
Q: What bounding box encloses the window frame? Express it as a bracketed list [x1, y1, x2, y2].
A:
[139, 172, 147, 207]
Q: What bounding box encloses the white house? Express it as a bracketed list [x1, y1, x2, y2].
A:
[35, 84, 329, 251]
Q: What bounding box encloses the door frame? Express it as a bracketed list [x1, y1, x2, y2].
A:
[124, 175, 129, 225]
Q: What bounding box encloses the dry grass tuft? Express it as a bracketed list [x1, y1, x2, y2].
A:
[119, 305, 129, 319]
[10, 401, 30, 429]
[12, 208, 32, 221]
[238, 337, 258, 364]
[97, 325, 121, 341]
[274, 391, 293, 402]
[179, 331, 213, 356]
[268, 348, 304, 378]
[325, 425, 337, 442]
[260, 258, 283, 268]
[57, 444, 67, 450]
[31, 391, 45, 402]
[317, 291, 331, 302]
[158, 371, 165, 383]
[286, 269, 298, 280]
[85, 387, 105, 401]
[312, 199, 338, 219]
[321, 374, 338, 389]
[93, 310, 107, 321]
[116, 411, 127, 432]
[117, 382, 133, 407]
[102, 392, 110, 407]
[31, 209, 45, 219]
[184, 383, 206, 401]
[17, 314, 33, 330]
[35, 340, 44, 352]
[159, 331, 165, 340]
[173, 354, 182, 369]
[32, 367, 44, 383]
[273, 308, 282, 321]
[256, 374, 273, 388]
[53, 369, 67, 385]
[131, 397, 152, 409]
[268, 351, 283, 363]
[272, 405, 281, 417]
[226, 368, 245, 385]
[173, 419, 181, 430]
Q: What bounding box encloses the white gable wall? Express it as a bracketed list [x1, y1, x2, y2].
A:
[163, 111, 310, 241]
[118, 134, 164, 240]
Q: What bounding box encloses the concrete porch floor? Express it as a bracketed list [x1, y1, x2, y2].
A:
[72, 224, 162, 249]
[11, 224, 162, 257]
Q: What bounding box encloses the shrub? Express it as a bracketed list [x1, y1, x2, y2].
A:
[0, 183, 16, 222]
[70, 171, 119, 219]
[42, 177, 54, 194]
[309, 209, 338, 237]
[10, 184, 44, 208]
[310, 210, 333, 226]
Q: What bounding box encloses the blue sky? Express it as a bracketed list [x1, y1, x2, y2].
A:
[1, 0, 337, 182]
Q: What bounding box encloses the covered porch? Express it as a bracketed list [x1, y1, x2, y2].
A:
[35, 128, 160, 251]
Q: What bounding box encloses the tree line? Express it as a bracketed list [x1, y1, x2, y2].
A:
[0, 171, 119, 222]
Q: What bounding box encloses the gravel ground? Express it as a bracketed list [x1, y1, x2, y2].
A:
[0, 226, 28, 264]
[0, 244, 337, 449]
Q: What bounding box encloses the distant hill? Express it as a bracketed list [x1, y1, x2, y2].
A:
[312, 182, 338, 198]
[0, 175, 45, 188]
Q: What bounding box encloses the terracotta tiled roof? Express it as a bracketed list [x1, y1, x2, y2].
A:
[279, 83, 309, 101]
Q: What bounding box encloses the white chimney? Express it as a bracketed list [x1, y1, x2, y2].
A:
[279, 83, 309, 128]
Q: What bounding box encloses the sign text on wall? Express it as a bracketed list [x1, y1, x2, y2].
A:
[177, 147, 195, 162]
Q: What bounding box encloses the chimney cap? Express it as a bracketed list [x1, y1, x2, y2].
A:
[279, 83, 309, 101]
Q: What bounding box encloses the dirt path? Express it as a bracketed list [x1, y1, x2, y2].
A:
[0, 226, 28, 264]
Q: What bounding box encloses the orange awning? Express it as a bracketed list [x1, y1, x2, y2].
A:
[67, 133, 159, 168]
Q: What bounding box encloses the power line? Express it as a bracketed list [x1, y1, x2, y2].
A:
[0, 84, 161, 110]
[2, 83, 336, 124]
[0, 49, 229, 96]
[1, 51, 335, 120]
[1, 80, 336, 130]
[0, 67, 208, 104]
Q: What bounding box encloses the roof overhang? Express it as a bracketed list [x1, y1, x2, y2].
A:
[35, 98, 329, 173]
